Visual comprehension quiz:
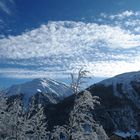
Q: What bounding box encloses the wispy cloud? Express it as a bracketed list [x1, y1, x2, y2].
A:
[0, 68, 69, 79]
[0, 0, 15, 15]
[1, 57, 140, 79]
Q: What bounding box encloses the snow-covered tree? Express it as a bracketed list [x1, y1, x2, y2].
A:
[51, 125, 68, 140]
[26, 104, 48, 140]
[68, 90, 109, 140]
[8, 98, 26, 140]
[0, 94, 26, 140]
[0, 91, 49, 140]
[0, 93, 10, 139]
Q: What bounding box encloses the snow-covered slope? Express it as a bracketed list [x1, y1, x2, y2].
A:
[98, 71, 140, 108]
[5, 78, 72, 104]
[87, 71, 140, 134]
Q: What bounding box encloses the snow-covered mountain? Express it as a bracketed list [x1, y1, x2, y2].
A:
[5, 78, 72, 105]
[94, 71, 140, 109]
[88, 71, 140, 134]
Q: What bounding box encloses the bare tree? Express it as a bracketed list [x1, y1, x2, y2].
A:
[70, 68, 89, 95]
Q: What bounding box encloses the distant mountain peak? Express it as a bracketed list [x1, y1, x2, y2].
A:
[5, 78, 72, 105]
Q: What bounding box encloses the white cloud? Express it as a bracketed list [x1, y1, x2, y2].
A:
[0, 21, 140, 79]
[85, 59, 140, 77]
[101, 10, 140, 20]
[99, 10, 140, 34]
[109, 10, 135, 20]
[0, 21, 140, 60]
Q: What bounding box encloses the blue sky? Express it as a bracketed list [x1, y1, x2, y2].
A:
[1, 0, 140, 35]
[1, 0, 140, 87]
[12, 0, 140, 21]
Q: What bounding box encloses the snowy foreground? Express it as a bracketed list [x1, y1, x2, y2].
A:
[0, 90, 109, 140]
